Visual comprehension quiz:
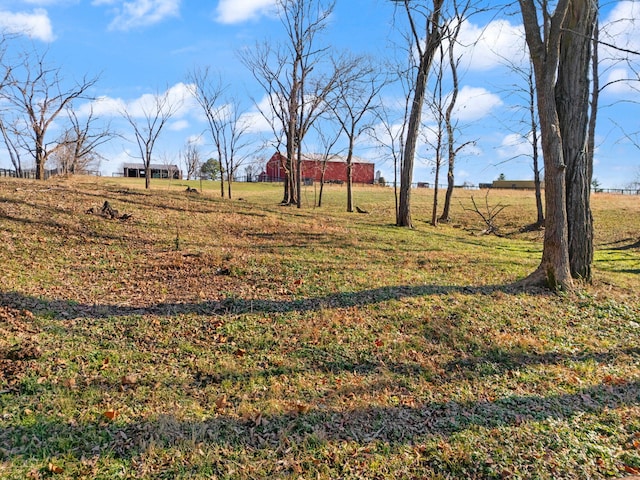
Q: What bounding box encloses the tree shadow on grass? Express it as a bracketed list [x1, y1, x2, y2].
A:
[2, 379, 638, 462]
[445, 347, 640, 381]
[610, 238, 640, 251]
[0, 283, 550, 321]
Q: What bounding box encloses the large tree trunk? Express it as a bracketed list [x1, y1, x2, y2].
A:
[556, 0, 596, 281]
[519, 0, 573, 290]
[35, 142, 45, 180]
[296, 141, 303, 208]
[440, 163, 454, 222]
[534, 87, 573, 288]
[398, 61, 428, 227]
[397, 0, 443, 228]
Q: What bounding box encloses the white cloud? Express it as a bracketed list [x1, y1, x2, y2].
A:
[453, 86, 503, 122]
[457, 19, 527, 71]
[215, 0, 277, 24]
[240, 94, 281, 134]
[601, 1, 640, 56]
[599, 2, 640, 97]
[497, 131, 537, 160]
[77, 83, 195, 120]
[0, 9, 55, 41]
[99, 0, 181, 31]
[169, 119, 189, 131]
[604, 67, 640, 95]
[76, 96, 125, 117]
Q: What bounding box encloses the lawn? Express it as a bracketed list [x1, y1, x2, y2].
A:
[0, 176, 639, 479]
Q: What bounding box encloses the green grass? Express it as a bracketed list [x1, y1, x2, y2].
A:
[0, 176, 639, 479]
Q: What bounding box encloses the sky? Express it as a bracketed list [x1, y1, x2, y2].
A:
[0, 0, 639, 189]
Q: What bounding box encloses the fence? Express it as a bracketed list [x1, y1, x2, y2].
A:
[595, 188, 640, 195]
[0, 168, 57, 179]
[0, 168, 102, 179]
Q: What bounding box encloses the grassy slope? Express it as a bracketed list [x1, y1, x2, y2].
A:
[0, 176, 639, 479]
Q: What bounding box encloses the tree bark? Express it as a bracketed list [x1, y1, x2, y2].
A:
[529, 64, 544, 227]
[397, 0, 443, 228]
[399, 61, 428, 228]
[519, 0, 573, 290]
[556, 0, 596, 281]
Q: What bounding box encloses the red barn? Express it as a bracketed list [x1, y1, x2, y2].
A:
[261, 152, 375, 184]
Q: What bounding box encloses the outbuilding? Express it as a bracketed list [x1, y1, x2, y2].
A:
[122, 163, 181, 180]
[260, 152, 375, 184]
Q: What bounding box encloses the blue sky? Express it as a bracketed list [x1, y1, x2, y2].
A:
[1, 0, 639, 188]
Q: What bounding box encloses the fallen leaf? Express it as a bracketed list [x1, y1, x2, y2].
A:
[234, 348, 246, 357]
[121, 374, 138, 385]
[603, 375, 627, 386]
[103, 410, 118, 420]
[101, 358, 109, 370]
[252, 413, 264, 426]
[64, 378, 76, 389]
[215, 395, 228, 409]
[295, 403, 310, 414]
[48, 463, 63, 474]
[624, 465, 640, 474]
[374, 338, 383, 347]
[23, 408, 33, 416]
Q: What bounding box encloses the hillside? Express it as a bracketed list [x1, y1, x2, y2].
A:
[0, 176, 639, 479]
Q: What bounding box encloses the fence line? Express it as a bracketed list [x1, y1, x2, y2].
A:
[0, 168, 102, 179]
[2, 168, 638, 195]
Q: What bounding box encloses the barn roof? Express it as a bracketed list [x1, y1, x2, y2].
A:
[272, 152, 374, 165]
[123, 163, 180, 169]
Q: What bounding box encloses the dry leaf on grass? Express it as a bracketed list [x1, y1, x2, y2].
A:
[48, 463, 63, 474]
[215, 395, 228, 409]
[63, 378, 76, 389]
[103, 410, 118, 420]
[121, 374, 138, 385]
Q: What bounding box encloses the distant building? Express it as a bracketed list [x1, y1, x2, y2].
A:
[491, 180, 543, 190]
[260, 152, 375, 184]
[122, 163, 181, 180]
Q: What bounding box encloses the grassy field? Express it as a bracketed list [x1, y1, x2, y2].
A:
[0, 175, 639, 479]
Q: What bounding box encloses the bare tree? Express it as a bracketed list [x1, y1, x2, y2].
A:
[370, 65, 413, 221]
[181, 139, 201, 181]
[312, 120, 342, 208]
[217, 97, 252, 199]
[439, 9, 475, 224]
[496, 54, 545, 228]
[528, 59, 544, 228]
[425, 45, 446, 227]
[2, 48, 99, 180]
[186, 67, 226, 196]
[54, 106, 114, 175]
[328, 55, 386, 212]
[187, 67, 253, 198]
[121, 89, 182, 189]
[0, 118, 25, 177]
[392, 0, 446, 228]
[240, 0, 338, 207]
[0, 35, 23, 176]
